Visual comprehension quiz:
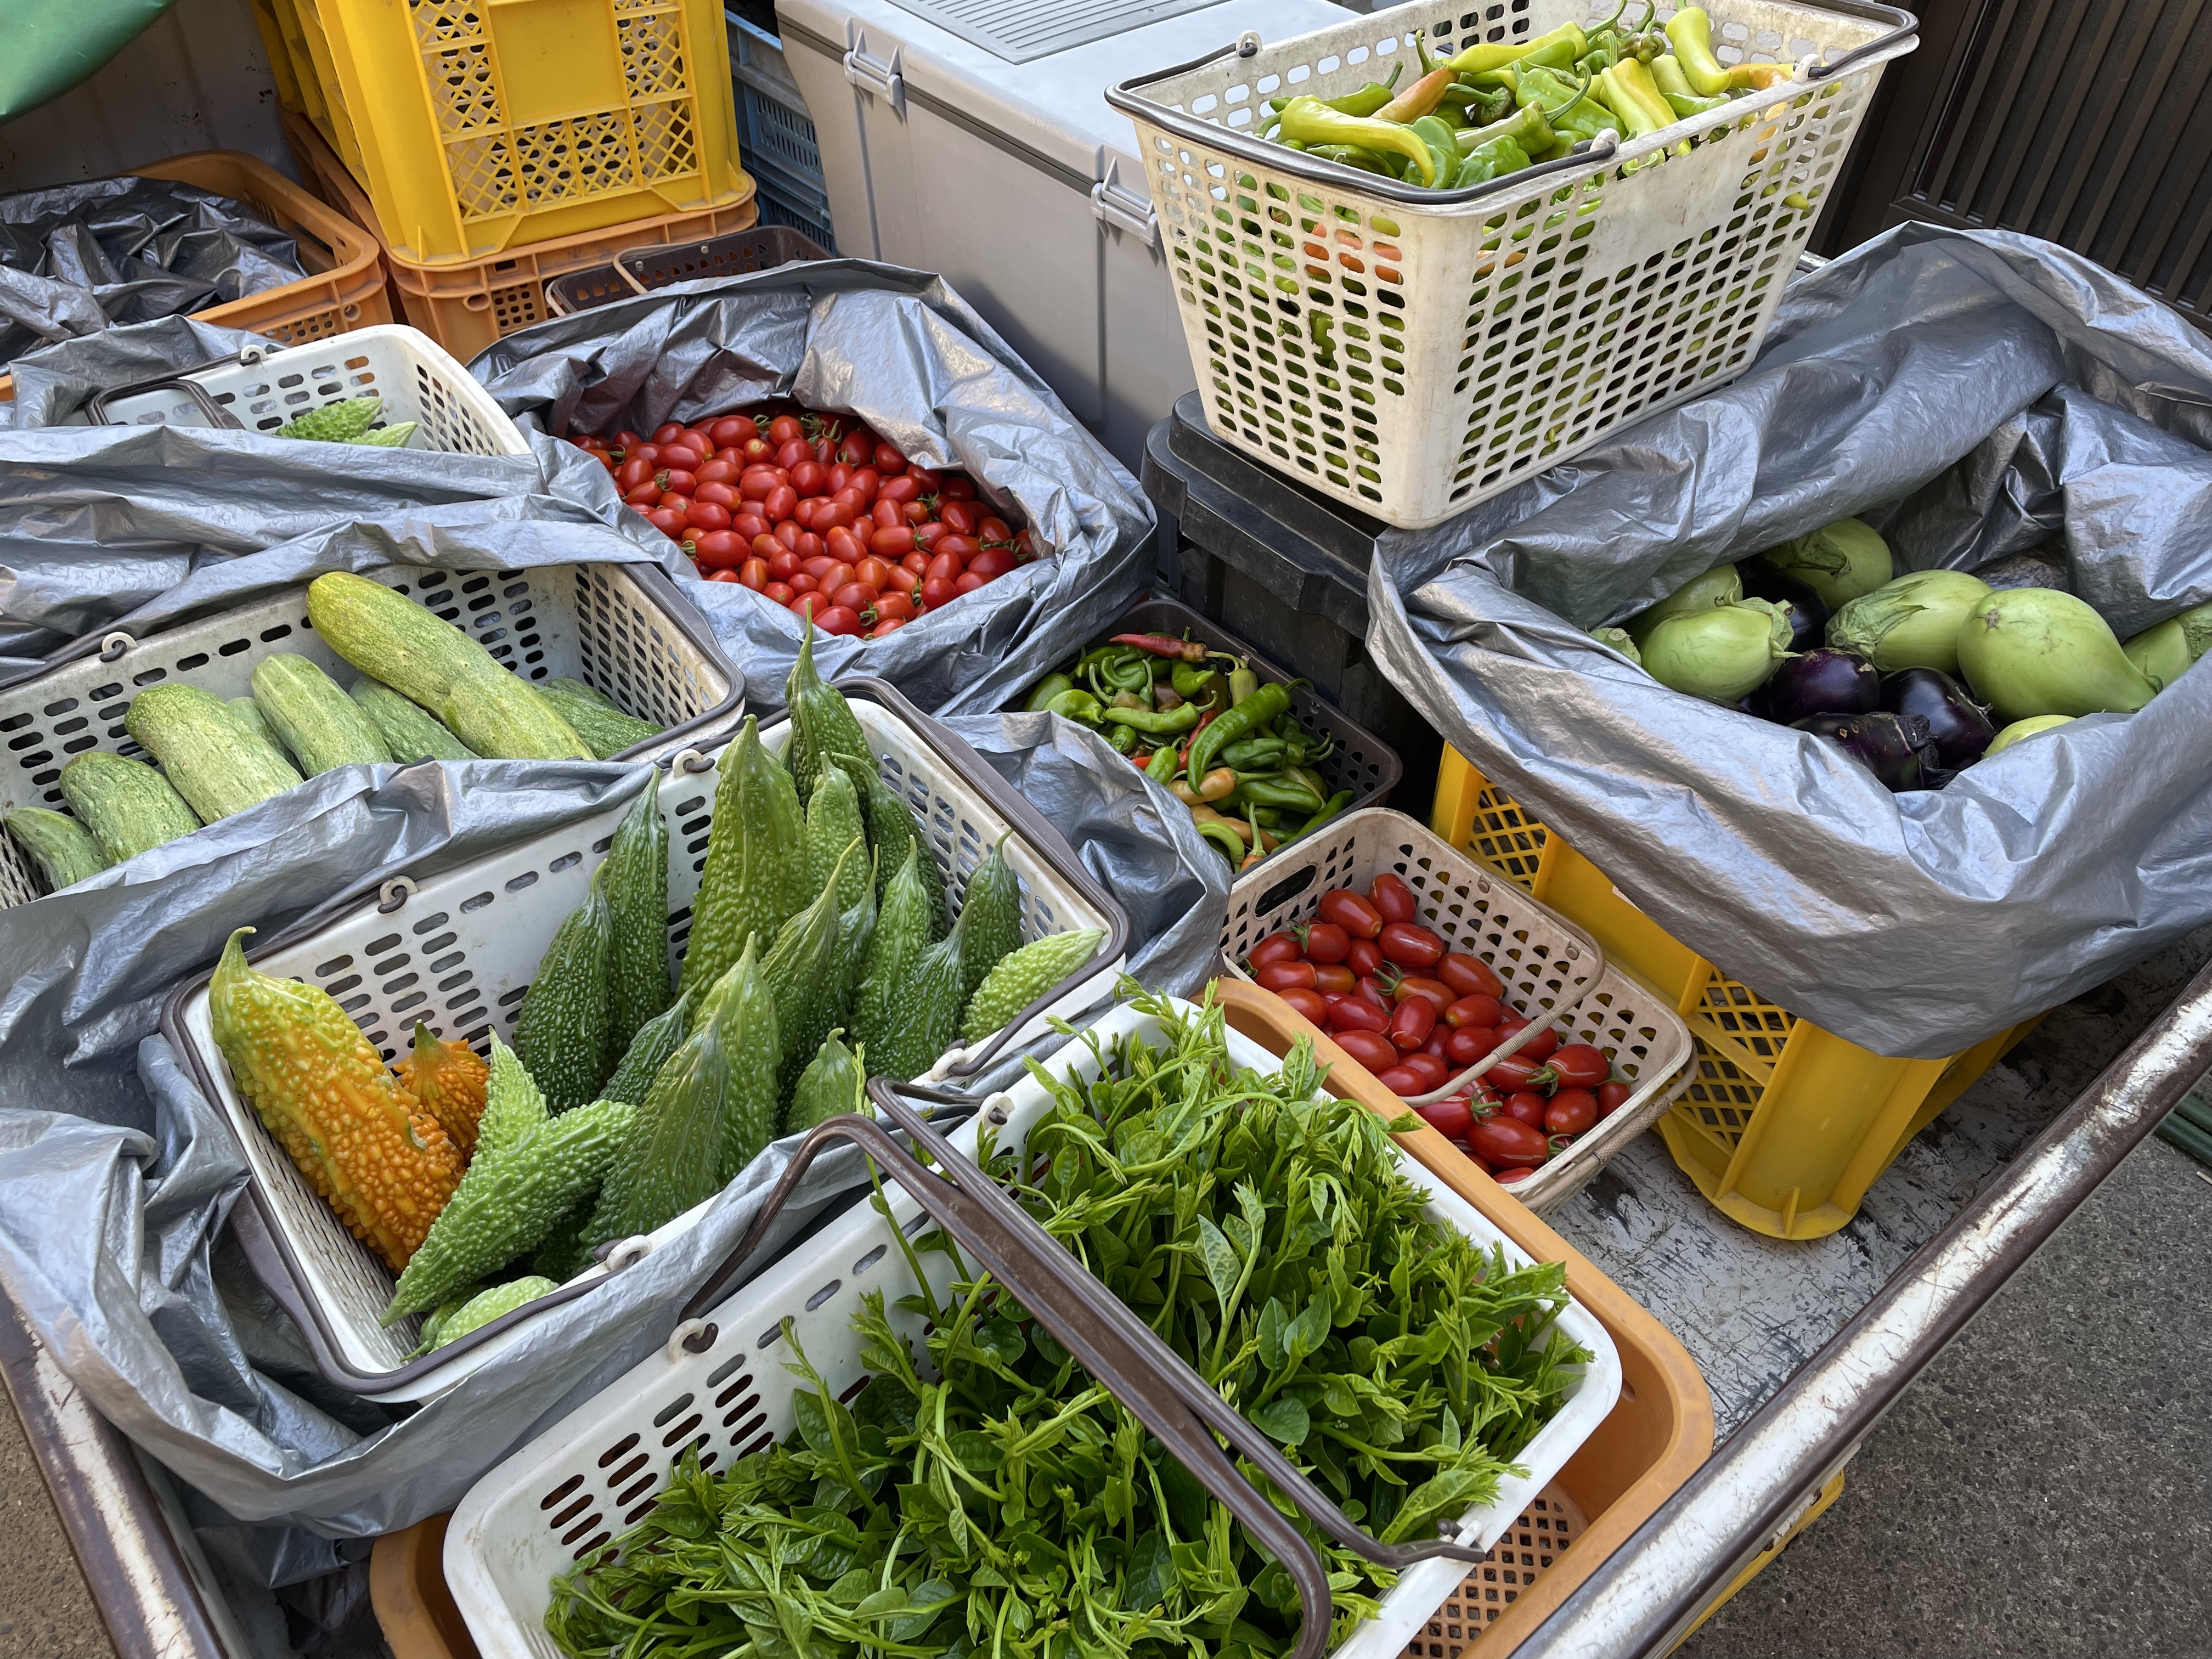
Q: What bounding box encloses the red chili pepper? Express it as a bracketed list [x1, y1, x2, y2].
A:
[1111, 631, 1207, 662]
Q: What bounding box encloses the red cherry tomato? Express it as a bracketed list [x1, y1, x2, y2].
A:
[1311, 963, 1356, 995]
[873, 591, 916, 623]
[1468, 1116, 1550, 1168]
[794, 532, 824, 562]
[1317, 889, 1384, 940]
[839, 429, 875, 468]
[710, 415, 758, 447]
[1248, 932, 1300, 968]
[1548, 1043, 1612, 1090]
[954, 571, 985, 595]
[832, 582, 878, 612]
[738, 470, 778, 502]
[908, 467, 942, 494]
[736, 556, 770, 590]
[787, 572, 819, 595]
[1437, 951, 1506, 1000]
[905, 501, 936, 528]
[695, 458, 740, 487]
[788, 592, 822, 620]
[1379, 921, 1446, 969]
[925, 551, 964, 585]
[939, 499, 980, 535]
[939, 475, 976, 500]
[1445, 995, 1503, 1030]
[686, 501, 731, 532]
[790, 460, 828, 498]
[1397, 1052, 1445, 1089]
[757, 535, 789, 567]
[763, 580, 794, 605]
[1375, 1065, 1426, 1096]
[879, 474, 922, 505]
[1501, 1092, 1548, 1127]
[854, 555, 895, 591]
[935, 534, 982, 564]
[742, 437, 774, 465]
[690, 529, 746, 569]
[1485, 1054, 1549, 1095]
[652, 421, 687, 445]
[616, 456, 654, 491]
[772, 521, 802, 552]
[1276, 986, 1329, 1025]
[900, 551, 930, 579]
[1326, 994, 1387, 1034]
[1297, 920, 1351, 963]
[1446, 1026, 1496, 1064]
[1389, 997, 1436, 1051]
[825, 526, 867, 566]
[645, 507, 686, 535]
[768, 414, 805, 445]
[612, 429, 646, 453]
[1356, 975, 1392, 1009]
[1516, 1026, 1561, 1064]
[1492, 1166, 1538, 1185]
[1345, 936, 1385, 978]
[1333, 1029, 1400, 1073]
[821, 562, 856, 596]
[921, 575, 958, 610]
[1545, 1089, 1599, 1136]
[847, 467, 881, 503]
[1368, 872, 1418, 924]
[706, 568, 742, 583]
[1597, 1079, 1633, 1119]
[816, 604, 863, 636]
[865, 617, 906, 639]
[1422, 1030, 1452, 1062]
[967, 548, 1020, 583]
[694, 481, 740, 511]
[869, 524, 916, 558]
[1391, 975, 1453, 1012]
[978, 516, 1013, 545]
[1414, 1097, 1474, 1140]
[874, 442, 907, 475]
[764, 484, 798, 523]
[624, 483, 663, 508]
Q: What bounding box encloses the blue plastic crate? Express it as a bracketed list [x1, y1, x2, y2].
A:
[729, 13, 826, 195]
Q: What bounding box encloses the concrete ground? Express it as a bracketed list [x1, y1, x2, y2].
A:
[0, 1383, 119, 1659]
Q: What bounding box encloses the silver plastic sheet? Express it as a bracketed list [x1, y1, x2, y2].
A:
[470, 259, 1156, 715]
[1367, 226, 2212, 1057]
[0, 715, 1221, 1538]
[0, 174, 303, 362]
[0, 318, 645, 670]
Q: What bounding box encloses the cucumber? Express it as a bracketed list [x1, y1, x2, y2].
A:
[960, 929, 1107, 1045]
[537, 681, 662, 759]
[545, 677, 622, 711]
[125, 684, 302, 822]
[227, 697, 284, 756]
[350, 680, 477, 763]
[250, 654, 391, 775]
[4, 807, 109, 891]
[58, 753, 201, 862]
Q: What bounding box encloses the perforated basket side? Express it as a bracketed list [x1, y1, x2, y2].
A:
[442, 1000, 1620, 1658]
[158, 685, 1121, 1396]
[0, 562, 738, 906]
[1110, 0, 1914, 527]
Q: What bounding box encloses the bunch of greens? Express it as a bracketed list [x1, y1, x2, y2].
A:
[544, 990, 1585, 1659]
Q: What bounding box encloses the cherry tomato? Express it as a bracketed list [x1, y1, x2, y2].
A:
[1364, 872, 1416, 924]
[1468, 1116, 1550, 1168]
[1446, 1026, 1497, 1064]
[1391, 975, 1453, 1012]
[978, 516, 1014, 545]
[816, 604, 863, 637]
[1389, 997, 1436, 1051]
[695, 481, 740, 511]
[772, 521, 802, 552]
[816, 500, 858, 533]
[1345, 936, 1385, 978]
[940, 499, 981, 535]
[791, 460, 828, 498]
[826, 526, 867, 566]
[1259, 961, 1322, 996]
[921, 575, 958, 610]
[838, 429, 875, 468]
[795, 532, 826, 563]
[652, 421, 687, 445]
[736, 556, 770, 590]
[1299, 921, 1351, 963]
[954, 571, 985, 595]
[908, 467, 942, 494]
[788, 572, 819, 595]
[738, 470, 779, 502]
[967, 548, 1019, 583]
[1422, 1030, 1452, 1061]
[692, 459, 738, 488]
[935, 534, 982, 563]
[733, 515, 770, 546]
[763, 581, 794, 605]
[874, 442, 907, 475]
[616, 456, 655, 491]
[706, 568, 742, 583]
[1485, 1054, 1550, 1095]
[1356, 975, 1392, 1009]
[1400, 1052, 1447, 1089]
[645, 507, 685, 535]
[925, 551, 964, 585]
[1548, 1043, 1612, 1090]
[1501, 1092, 1548, 1127]
[1376, 1065, 1427, 1096]
[1597, 1080, 1633, 1119]
[901, 551, 930, 579]
[939, 474, 977, 500]
[867, 524, 915, 558]
[789, 592, 823, 620]
[1311, 963, 1356, 995]
[1437, 951, 1506, 1000]
[879, 474, 922, 505]
[1276, 986, 1328, 1025]
[854, 555, 895, 591]
[873, 591, 916, 623]
[624, 483, 663, 508]
[764, 484, 798, 523]
[833, 582, 878, 612]
[1445, 994, 1503, 1030]
[905, 500, 936, 528]
[1545, 1089, 1598, 1136]
[847, 467, 881, 503]
[1492, 1166, 1538, 1185]
[821, 562, 856, 595]
[768, 414, 805, 445]
[1517, 1026, 1561, 1064]
[1249, 933, 1301, 968]
[742, 436, 774, 465]
[710, 415, 758, 446]
[690, 529, 745, 569]
[1379, 921, 1446, 969]
[686, 501, 731, 532]
[761, 549, 798, 583]
[1317, 889, 1384, 940]
[1334, 1029, 1400, 1073]
[1414, 1097, 1474, 1139]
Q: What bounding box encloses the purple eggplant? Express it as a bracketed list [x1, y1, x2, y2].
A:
[1792, 711, 1939, 792]
[1759, 648, 1880, 722]
[1737, 560, 1831, 647]
[1880, 668, 1995, 771]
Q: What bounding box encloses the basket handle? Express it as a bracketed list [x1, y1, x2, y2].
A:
[1801, 0, 1919, 81]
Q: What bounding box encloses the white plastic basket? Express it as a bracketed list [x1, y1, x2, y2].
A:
[82, 323, 529, 454]
[1221, 808, 1693, 1210]
[442, 997, 1623, 1659]
[160, 681, 1129, 1400]
[1107, 1, 1918, 528]
[0, 561, 741, 909]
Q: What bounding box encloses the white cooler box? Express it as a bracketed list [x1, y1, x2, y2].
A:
[773, 0, 1346, 470]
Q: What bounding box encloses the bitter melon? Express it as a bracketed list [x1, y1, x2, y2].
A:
[275, 395, 381, 443]
[537, 682, 662, 760]
[805, 765, 870, 915]
[350, 681, 477, 763]
[960, 928, 1106, 1045]
[532, 1201, 599, 1283]
[251, 654, 392, 775]
[760, 839, 855, 1105]
[788, 1030, 865, 1134]
[783, 625, 874, 807]
[394, 1023, 488, 1161]
[602, 779, 672, 1056]
[679, 716, 806, 997]
[600, 983, 695, 1105]
[865, 770, 944, 936]
[4, 808, 108, 891]
[425, 1277, 557, 1352]
[58, 753, 201, 863]
[850, 843, 932, 1074]
[404, 1282, 486, 1359]
[873, 928, 964, 1085]
[953, 837, 1023, 1002]
[208, 927, 462, 1272]
[511, 864, 614, 1114]
[478, 1036, 548, 1160]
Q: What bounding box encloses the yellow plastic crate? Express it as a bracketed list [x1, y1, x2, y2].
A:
[264, 0, 749, 266]
[1432, 748, 2044, 1240]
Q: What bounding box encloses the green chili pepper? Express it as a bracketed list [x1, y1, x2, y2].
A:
[1145, 743, 1180, 784]
[1267, 63, 1404, 119]
[1043, 688, 1103, 724]
[1108, 722, 1138, 754]
[1652, 55, 1731, 116]
[1578, 29, 1624, 75]
[1227, 666, 1261, 707]
[1234, 773, 1327, 814]
[1307, 144, 1396, 175]
[1197, 820, 1245, 866]
[1519, 65, 1615, 144]
[1455, 134, 1531, 186]
[1188, 682, 1290, 783]
[1023, 673, 1072, 713]
[1218, 736, 1290, 769]
[1276, 99, 1442, 184]
[1440, 81, 1514, 126]
[1408, 115, 1461, 187]
[1170, 662, 1220, 701]
[1309, 311, 1337, 365]
[1104, 702, 1203, 735]
[1297, 789, 1354, 840]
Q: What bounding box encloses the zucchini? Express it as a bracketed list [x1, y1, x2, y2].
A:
[350, 681, 477, 763]
[537, 681, 662, 759]
[603, 779, 673, 1056]
[760, 840, 857, 1109]
[58, 752, 201, 862]
[953, 837, 1023, 1002]
[788, 1030, 864, 1133]
[960, 929, 1106, 1045]
[124, 684, 301, 822]
[805, 765, 871, 915]
[851, 844, 932, 1076]
[680, 717, 807, 998]
[303, 573, 592, 761]
[4, 808, 109, 891]
[511, 864, 614, 1114]
[250, 654, 391, 775]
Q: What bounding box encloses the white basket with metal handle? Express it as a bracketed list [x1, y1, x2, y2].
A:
[1107, 1, 1918, 528]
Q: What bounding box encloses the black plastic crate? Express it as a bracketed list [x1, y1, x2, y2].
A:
[544, 225, 830, 317]
[1139, 392, 1441, 821]
[1017, 594, 1402, 842]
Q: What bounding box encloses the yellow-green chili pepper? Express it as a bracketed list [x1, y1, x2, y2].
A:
[1276, 99, 1440, 184]
[1024, 672, 1072, 713]
[1441, 15, 1593, 76]
[1145, 743, 1180, 784]
[1610, 59, 1676, 131]
[1265, 63, 1403, 121]
[1595, 66, 1666, 139]
[1455, 134, 1531, 186]
[1520, 65, 1613, 144]
[1663, 4, 1787, 100]
[1409, 115, 1461, 185]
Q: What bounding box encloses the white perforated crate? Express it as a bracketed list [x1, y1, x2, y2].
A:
[87, 324, 528, 454]
[1107, 1, 1917, 527]
[0, 561, 740, 908]
[442, 997, 1622, 1659]
[1223, 808, 1692, 1209]
[161, 683, 1128, 1400]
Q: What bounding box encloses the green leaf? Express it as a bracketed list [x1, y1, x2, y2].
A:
[1249, 1395, 1311, 1446]
[1257, 1297, 1289, 1370]
[1125, 1530, 1175, 1610]
[1194, 1214, 1241, 1311]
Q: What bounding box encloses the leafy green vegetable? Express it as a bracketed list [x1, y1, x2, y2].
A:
[544, 988, 1585, 1659]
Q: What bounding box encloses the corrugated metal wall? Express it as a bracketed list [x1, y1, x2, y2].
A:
[0, 0, 288, 191]
[1883, 0, 2212, 325]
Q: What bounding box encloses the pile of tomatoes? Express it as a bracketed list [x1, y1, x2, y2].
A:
[1246, 871, 1632, 1186]
[567, 407, 1037, 640]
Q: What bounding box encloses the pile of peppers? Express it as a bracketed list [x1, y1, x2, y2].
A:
[1258, 3, 1793, 189]
[1025, 633, 1353, 870]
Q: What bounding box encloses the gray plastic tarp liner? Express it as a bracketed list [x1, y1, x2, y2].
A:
[0, 714, 1223, 1537]
[1367, 225, 2212, 1059]
[0, 317, 649, 670]
[0, 173, 304, 362]
[470, 259, 1155, 716]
